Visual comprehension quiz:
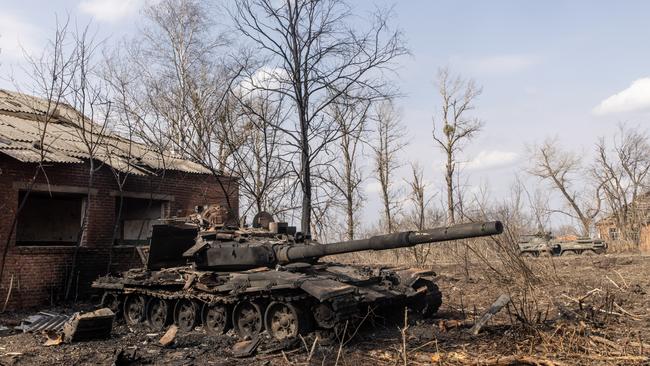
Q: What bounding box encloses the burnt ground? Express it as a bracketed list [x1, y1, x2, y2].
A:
[0, 254, 649, 366]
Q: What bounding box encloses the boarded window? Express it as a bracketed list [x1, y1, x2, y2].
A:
[16, 191, 84, 246]
[114, 197, 167, 245]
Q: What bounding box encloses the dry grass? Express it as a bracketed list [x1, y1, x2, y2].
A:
[0, 245, 647, 365]
[322, 240, 649, 366]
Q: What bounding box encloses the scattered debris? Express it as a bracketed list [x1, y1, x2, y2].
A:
[62, 308, 114, 342]
[232, 337, 261, 358]
[43, 330, 63, 346]
[112, 347, 140, 366]
[469, 294, 511, 335]
[0, 325, 13, 337]
[257, 338, 301, 355]
[437, 319, 465, 332]
[15, 311, 70, 333]
[159, 325, 178, 347]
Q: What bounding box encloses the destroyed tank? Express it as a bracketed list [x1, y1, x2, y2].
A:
[93, 207, 503, 341]
[518, 233, 607, 257]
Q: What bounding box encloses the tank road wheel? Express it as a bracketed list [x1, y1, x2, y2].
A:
[410, 279, 443, 317]
[102, 292, 122, 317]
[562, 250, 576, 256]
[232, 301, 263, 339]
[123, 295, 146, 325]
[174, 299, 199, 332]
[146, 298, 172, 331]
[313, 303, 336, 329]
[202, 303, 231, 335]
[583, 249, 596, 256]
[264, 302, 309, 341]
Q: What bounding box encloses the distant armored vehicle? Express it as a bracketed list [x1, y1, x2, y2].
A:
[552, 237, 607, 256]
[518, 233, 554, 257]
[518, 232, 607, 257]
[93, 207, 503, 341]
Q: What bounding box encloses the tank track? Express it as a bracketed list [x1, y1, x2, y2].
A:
[98, 278, 441, 341]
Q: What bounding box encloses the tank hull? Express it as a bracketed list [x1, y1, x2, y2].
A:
[93, 262, 442, 340]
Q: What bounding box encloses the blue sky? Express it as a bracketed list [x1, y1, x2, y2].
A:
[2, 0, 650, 230]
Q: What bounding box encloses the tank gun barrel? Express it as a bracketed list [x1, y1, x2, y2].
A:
[276, 221, 503, 264]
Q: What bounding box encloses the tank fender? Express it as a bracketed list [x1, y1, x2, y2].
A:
[298, 278, 356, 301]
[394, 268, 436, 287]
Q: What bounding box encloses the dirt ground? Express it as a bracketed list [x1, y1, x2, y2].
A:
[0, 254, 648, 365]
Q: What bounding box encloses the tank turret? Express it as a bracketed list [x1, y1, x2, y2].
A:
[181, 220, 503, 271]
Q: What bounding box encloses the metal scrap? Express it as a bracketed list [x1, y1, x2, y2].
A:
[15, 311, 70, 333]
[62, 308, 115, 342]
[232, 337, 261, 358]
[0, 325, 13, 337]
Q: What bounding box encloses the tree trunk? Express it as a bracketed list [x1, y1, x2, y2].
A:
[445, 153, 455, 224]
[300, 118, 312, 236]
[346, 196, 354, 240]
[66, 159, 94, 300]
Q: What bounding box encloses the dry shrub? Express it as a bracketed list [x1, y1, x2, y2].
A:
[507, 285, 551, 327]
[607, 239, 642, 254]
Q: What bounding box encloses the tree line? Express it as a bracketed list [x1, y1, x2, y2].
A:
[11, 0, 650, 254]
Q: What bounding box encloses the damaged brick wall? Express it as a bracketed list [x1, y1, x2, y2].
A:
[0, 155, 238, 310]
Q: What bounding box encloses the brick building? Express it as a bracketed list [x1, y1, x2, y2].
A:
[595, 192, 650, 253]
[0, 90, 238, 310]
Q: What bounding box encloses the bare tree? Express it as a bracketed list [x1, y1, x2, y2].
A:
[517, 176, 552, 233]
[593, 125, 650, 246]
[105, 0, 241, 216]
[224, 91, 293, 219]
[372, 100, 405, 234]
[404, 163, 437, 265]
[323, 98, 370, 240]
[62, 25, 112, 301]
[529, 138, 600, 236]
[0, 19, 79, 294]
[231, 0, 407, 234]
[6, 19, 111, 300]
[432, 67, 483, 224]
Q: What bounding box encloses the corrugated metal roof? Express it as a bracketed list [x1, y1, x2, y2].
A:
[15, 311, 71, 333]
[0, 89, 212, 175]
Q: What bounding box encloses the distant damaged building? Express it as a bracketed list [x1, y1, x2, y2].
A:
[595, 192, 650, 253]
[0, 90, 238, 310]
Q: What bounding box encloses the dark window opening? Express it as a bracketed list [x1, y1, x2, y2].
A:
[608, 227, 619, 241]
[114, 197, 167, 245]
[16, 191, 84, 246]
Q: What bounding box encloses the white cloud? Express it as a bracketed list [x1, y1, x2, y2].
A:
[593, 78, 650, 115]
[78, 0, 145, 22]
[0, 14, 41, 61]
[365, 181, 382, 194]
[458, 54, 537, 75]
[462, 150, 519, 171]
[239, 66, 287, 92]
